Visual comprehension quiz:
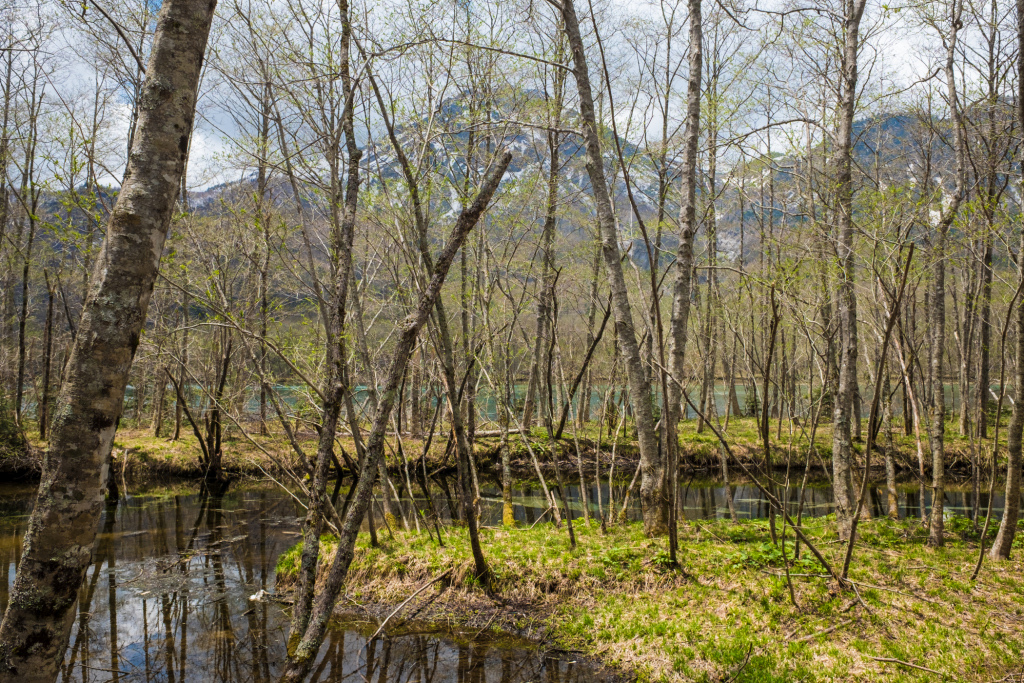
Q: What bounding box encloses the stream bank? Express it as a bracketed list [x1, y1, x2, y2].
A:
[277, 516, 1024, 682]
[0, 481, 616, 682]
[2, 415, 990, 484]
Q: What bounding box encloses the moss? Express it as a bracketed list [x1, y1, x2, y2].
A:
[502, 502, 516, 527]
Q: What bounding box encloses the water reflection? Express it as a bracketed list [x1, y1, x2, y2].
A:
[402, 477, 1024, 527]
[0, 483, 610, 683]
[1, 476, 1018, 682]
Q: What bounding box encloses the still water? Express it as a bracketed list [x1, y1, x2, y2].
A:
[471, 476, 1020, 526]
[0, 483, 611, 683]
[1, 476, 1017, 682]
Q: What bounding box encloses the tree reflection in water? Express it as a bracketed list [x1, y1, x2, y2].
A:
[5, 477, 1009, 681]
[0, 483, 608, 683]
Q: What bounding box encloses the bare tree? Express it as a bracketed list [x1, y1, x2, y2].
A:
[0, 0, 216, 677]
[560, 0, 666, 536]
[988, 0, 1024, 559]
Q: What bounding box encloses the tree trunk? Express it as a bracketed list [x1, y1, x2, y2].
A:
[14, 217, 36, 427]
[831, 0, 869, 541]
[927, 250, 948, 546]
[290, 0, 363, 635]
[38, 273, 54, 440]
[410, 347, 422, 433]
[523, 92, 563, 434]
[0, 0, 216, 676]
[990, 240, 1023, 558]
[559, 0, 666, 536]
[883, 366, 899, 519]
[975, 236, 994, 440]
[989, 9, 1024, 554]
[580, 243, 601, 426]
[151, 364, 167, 437]
[927, 0, 966, 547]
[280, 152, 511, 682]
[172, 292, 189, 441]
[723, 333, 741, 424]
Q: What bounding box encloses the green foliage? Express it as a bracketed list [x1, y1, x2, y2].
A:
[598, 545, 645, 578]
[274, 533, 337, 579]
[651, 548, 676, 571]
[273, 512, 1024, 683]
[725, 540, 824, 573]
[859, 518, 929, 548]
[945, 514, 982, 541]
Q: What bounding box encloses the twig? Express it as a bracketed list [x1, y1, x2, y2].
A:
[470, 608, 501, 640]
[973, 274, 1024, 579]
[85, 0, 147, 75]
[723, 644, 754, 683]
[846, 579, 942, 606]
[870, 657, 944, 676]
[849, 581, 874, 615]
[524, 507, 554, 529]
[368, 567, 455, 641]
[79, 664, 131, 676]
[668, 381, 839, 582]
[842, 244, 914, 580]
[695, 522, 725, 542]
[789, 619, 854, 643]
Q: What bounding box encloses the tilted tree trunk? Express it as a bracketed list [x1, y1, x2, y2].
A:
[559, 0, 666, 535]
[280, 151, 511, 682]
[0, 0, 216, 677]
[347, 267, 404, 528]
[431, 313, 490, 580]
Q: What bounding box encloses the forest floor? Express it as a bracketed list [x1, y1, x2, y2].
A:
[276, 515, 1024, 683]
[1, 416, 986, 481]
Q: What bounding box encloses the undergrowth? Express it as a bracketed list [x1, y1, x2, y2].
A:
[276, 514, 1024, 682]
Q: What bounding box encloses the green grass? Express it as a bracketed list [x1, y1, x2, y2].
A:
[278, 514, 1024, 682]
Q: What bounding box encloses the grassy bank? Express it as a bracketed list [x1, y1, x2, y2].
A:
[3, 415, 987, 481]
[10, 427, 452, 480]
[277, 515, 1024, 682]
[486, 416, 984, 476]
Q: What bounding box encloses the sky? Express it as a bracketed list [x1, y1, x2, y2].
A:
[27, 0, 1008, 193]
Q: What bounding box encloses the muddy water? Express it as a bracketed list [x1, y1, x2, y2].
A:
[0, 483, 611, 683]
